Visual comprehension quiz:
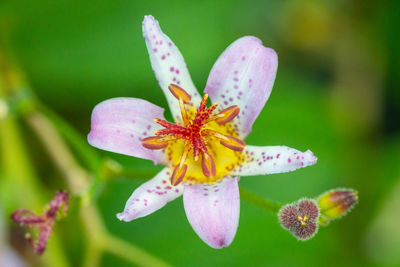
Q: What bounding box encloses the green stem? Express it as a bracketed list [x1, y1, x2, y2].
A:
[239, 186, 282, 213]
[36, 102, 102, 172]
[105, 235, 172, 267]
[0, 53, 70, 267]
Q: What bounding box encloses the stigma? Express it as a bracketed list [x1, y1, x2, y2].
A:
[142, 84, 246, 186]
[297, 215, 309, 226]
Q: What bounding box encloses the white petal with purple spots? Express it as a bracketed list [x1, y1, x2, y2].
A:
[117, 168, 183, 221]
[205, 36, 278, 138]
[143, 15, 202, 121]
[232, 145, 317, 176]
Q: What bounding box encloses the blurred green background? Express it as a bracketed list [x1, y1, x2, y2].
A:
[1, 0, 399, 266]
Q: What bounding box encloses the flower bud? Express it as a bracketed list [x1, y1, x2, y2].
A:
[318, 188, 358, 222]
[278, 198, 320, 241]
[10, 191, 69, 255]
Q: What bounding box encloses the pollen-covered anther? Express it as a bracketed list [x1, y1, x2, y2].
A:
[171, 163, 187, 186]
[219, 135, 246, 152]
[214, 105, 240, 125]
[201, 153, 216, 177]
[141, 136, 169, 149]
[168, 84, 191, 103]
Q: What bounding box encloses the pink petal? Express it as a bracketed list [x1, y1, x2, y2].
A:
[143, 15, 202, 121]
[205, 36, 278, 138]
[116, 168, 183, 221]
[88, 97, 166, 164]
[183, 178, 240, 249]
[0, 247, 26, 267]
[232, 145, 317, 176]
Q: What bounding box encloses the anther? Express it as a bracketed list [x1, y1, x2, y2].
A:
[201, 152, 216, 177]
[214, 105, 240, 125]
[168, 84, 191, 103]
[141, 136, 169, 150]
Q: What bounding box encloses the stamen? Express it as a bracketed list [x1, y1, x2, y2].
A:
[214, 105, 240, 125]
[201, 152, 216, 177]
[219, 135, 246, 152]
[179, 97, 190, 125]
[168, 84, 191, 103]
[171, 164, 187, 186]
[170, 143, 191, 186]
[142, 136, 173, 150]
[201, 129, 246, 152]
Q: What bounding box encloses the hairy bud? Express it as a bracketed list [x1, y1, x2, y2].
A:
[278, 198, 320, 241]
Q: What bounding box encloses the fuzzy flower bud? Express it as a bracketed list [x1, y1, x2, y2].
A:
[318, 189, 358, 224]
[278, 198, 320, 241]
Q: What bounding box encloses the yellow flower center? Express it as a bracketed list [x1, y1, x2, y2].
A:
[142, 84, 246, 185]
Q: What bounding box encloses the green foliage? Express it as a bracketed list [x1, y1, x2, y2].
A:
[0, 0, 399, 266]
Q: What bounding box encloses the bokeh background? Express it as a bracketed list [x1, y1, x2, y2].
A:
[1, 0, 399, 266]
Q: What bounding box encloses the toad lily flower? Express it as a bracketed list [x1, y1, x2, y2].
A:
[88, 15, 317, 249]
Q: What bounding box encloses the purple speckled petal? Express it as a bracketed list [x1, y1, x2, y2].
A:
[117, 168, 183, 221]
[232, 145, 317, 176]
[88, 97, 166, 164]
[205, 36, 278, 138]
[143, 15, 202, 121]
[183, 177, 240, 249]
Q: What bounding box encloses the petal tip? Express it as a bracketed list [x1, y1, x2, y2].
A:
[143, 14, 156, 24]
[304, 150, 318, 166]
[239, 35, 262, 45]
[116, 211, 136, 222]
[203, 236, 233, 249]
[142, 15, 160, 35]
